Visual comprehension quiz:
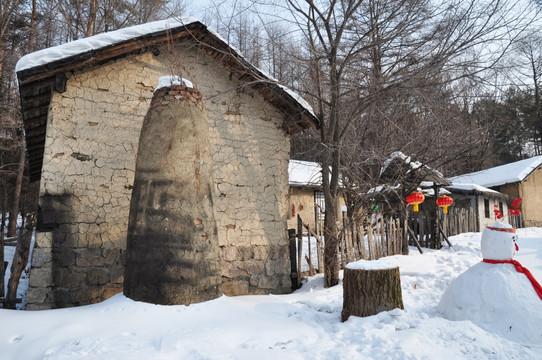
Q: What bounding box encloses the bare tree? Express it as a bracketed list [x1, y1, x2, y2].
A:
[86, 0, 97, 37]
[35, 0, 187, 44]
[257, 0, 540, 287]
[0, 0, 23, 91]
[511, 35, 542, 153]
[27, 0, 37, 51]
[0, 0, 27, 238]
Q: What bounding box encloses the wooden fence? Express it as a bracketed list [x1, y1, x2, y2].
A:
[290, 206, 523, 287]
[408, 207, 479, 249]
[441, 207, 480, 235]
[289, 212, 405, 287]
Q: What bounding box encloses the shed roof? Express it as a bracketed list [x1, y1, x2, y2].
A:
[16, 18, 319, 182]
[288, 160, 322, 187]
[379, 151, 451, 188]
[444, 183, 509, 201]
[445, 183, 501, 195]
[449, 156, 542, 188]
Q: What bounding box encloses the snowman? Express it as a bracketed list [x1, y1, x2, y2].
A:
[437, 221, 542, 345]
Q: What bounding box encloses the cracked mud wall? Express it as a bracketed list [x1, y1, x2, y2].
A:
[27, 42, 291, 309]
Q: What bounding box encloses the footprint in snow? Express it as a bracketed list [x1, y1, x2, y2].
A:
[10, 335, 22, 343]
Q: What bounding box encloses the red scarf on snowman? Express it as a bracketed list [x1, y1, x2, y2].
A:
[483, 226, 542, 301]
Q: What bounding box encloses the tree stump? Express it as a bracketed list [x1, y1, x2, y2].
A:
[341, 260, 403, 321]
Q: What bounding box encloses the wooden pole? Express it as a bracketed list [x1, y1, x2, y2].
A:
[433, 184, 440, 249]
[297, 214, 303, 285]
[379, 215, 386, 258]
[348, 220, 359, 261]
[314, 202, 323, 273]
[302, 222, 324, 272]
[0, 187, 6, 298]
[7, 133, 25, 238]
[358, 223, 367, 259]
[305, 255, 316, 275]
[402, 207, 409, 255]
[407, 225, 424, 254]
[439, 225, 453, 247]
[418, 212, 425, 248]
[318, 223, 324, 274]
[288, 228, 298, 290]
[339, 213, 350, 267]
[307, 224, 313, 275]
[367, 222, 374, 260]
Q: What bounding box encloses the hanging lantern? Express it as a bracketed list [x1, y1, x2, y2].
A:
[406, 191, 425, 212]
[436, 195, 453, 214]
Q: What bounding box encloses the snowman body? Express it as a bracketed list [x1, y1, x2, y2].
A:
[437, 222, 542, 345]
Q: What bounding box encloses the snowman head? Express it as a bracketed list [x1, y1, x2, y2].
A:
[481, 221, 518, 260]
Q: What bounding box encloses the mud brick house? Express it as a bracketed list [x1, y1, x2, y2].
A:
[16, 18, 318, 309]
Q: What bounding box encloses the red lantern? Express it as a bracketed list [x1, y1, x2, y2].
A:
[292, 204, 296, 217]
[406, 191, 425, 212]
[436, 195, 453, 214]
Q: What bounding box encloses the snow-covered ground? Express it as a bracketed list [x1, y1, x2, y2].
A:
[1, 228, 541, 359]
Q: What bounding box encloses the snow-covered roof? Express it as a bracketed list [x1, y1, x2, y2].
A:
[16, 18, 196, 72]
[446, 183, 501, 194]
[17, 18, 319, 182]
[367, 184, 400, 195]
[289, 160, 322, 187]
[421, 187, 451, 197]
[16, 15, 315, 119]
[16, 17, 314, 118]
[379, 151, 450, 187]
[288, 159, 345, 188]
[368, 183, 451, 197]
[449, 156, 542, 188]
[380, 151, 423, 176]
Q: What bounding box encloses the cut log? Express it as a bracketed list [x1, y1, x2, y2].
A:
[341, 260, 404, 321]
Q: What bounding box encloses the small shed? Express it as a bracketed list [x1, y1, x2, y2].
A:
[287, 160, 345, 230]
[450, 156, 542, 227]
[377, 152, 451, 211]
[444, 183, 511, 230]
[16, 18, 318, 309]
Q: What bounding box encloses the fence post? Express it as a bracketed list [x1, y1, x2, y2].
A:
[307, 223, 313, 273]
[288, 228, 298, 290]
[402, 212, 409, 255]
[297, 215, 303, 286]
[367, 221, 374, 260]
